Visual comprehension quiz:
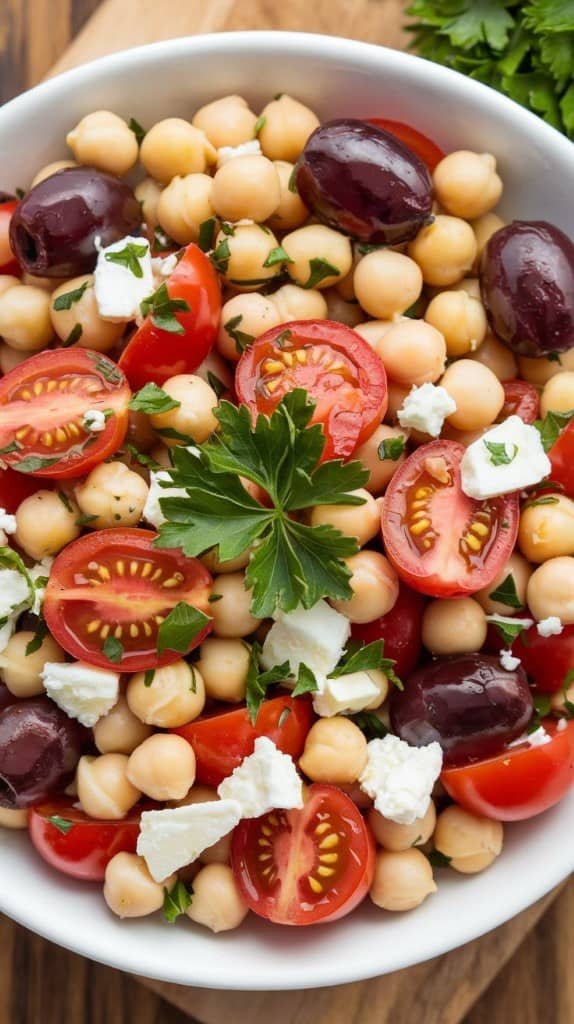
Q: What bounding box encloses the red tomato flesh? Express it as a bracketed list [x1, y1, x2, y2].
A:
[44, 528, 212, 672]
[351, 582, 426, 680]
[381, 440, 519, 597]
[231, 783, 375, 925]
[0, 198, 21, 275]
[175, 693, 314, 787]
[497, 379, 540, 424]
[0, 349, 130, 479]
[442, 720, 574, 821]
[366, 119, 445, 171]
[511, 624, 574, 694]
[0, 465, 51, 511]
[29, 798, 141, 880]
[119, 243, 221, 389]
[549, 420, 574, 499]
[235, 320, 388, 461]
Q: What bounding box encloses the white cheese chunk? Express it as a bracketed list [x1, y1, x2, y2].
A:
[137, 800, 242, 882]
[460, 415, 551, 499]
[151, 252, 179, 279]
[526, 726, 552, 747]
[0, 568, 32, 621]
[397, 383, 457, 438]
[94, 234, 154, 321]
[499, 649, 521, 671]
[41, 661, 120, 728]
[29, 557, 53, 617]
[143, 470, 188, 529]
[312, 670, 384, 718]
[359, 735, 442, 825]
[217, 737, 303, 817]
[0, 615, 17, 654]
[536, 616, 563, 637]
[216, 140, 262, 167]
[82, 409, 107, 433]
[260, 600, 351, 678]
[0, 508, 16, 535]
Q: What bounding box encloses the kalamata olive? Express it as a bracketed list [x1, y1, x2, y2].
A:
[9, 167, 142, 278]
[480, 221, 574, 357]
[390, 653, 533, 767]
[294, 119, 433, 245]
[0, 697, 84, 808]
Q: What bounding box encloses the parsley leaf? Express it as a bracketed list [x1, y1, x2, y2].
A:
[13, 455, 59, 474]
[198, 218, 217, 252]
[245, 642, 292, 724]
[140, 283, 190, 335]
[530, 692, 552, 732]
[144, 669, 155, 688]
[128, 117, 147, 145]
[484, 440, 518, 466]
[292, 663, 318, 697]
[263, 246, 293, 268]
[163, 879, 192, 923]
[254, 114, 267, 136]
[348, 711, 388, 741]
[534, 408, 574, 451]
[427, 849, 452, 869]
[53, 281, 89, 311]
[105, 241, 149, 278]
[47, 815, 74, 835]
[25, 618, 49, 656]
[486, 615, 532, 647]
[129, 382, 181, 415]
[206, 371, 227, 399]
[302, 257, 339, 289]
[223, 314, 254, 354]
[378, 436, 406, 461]
[329, 639, 403, 689]
[523, 495, 560, 509]
[210, 238, 231, 274]
[102, 636, 124, 663]
[62, 323, 83, 348]
[156, 601, 211, 656]
[488, 573, 523, 609]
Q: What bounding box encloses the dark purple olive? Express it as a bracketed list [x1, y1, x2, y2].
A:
[390, 654, 533, 767]
[9, 167, 142, 278]
[294, 119, 433, 245]
[0, 697, 84, 808]
[480, 220, 574, 357]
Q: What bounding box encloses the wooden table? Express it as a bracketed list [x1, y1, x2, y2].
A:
[1, 3, 573, 1022]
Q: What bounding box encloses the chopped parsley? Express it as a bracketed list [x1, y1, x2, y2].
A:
[484, 440, 518, 466]
[53, 281, 89, 311]
[102, 636, 124, 664]
[488, 573, 523, 610]
[378, 436, 406, 462]
[105, 241, 149, 278]
[129, 382, 181, 415]
[156, 602, 211, 657]
[302, 257, 339, 289]
[140, 283, 190, 335]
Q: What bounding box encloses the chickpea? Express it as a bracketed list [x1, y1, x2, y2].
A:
[217, 292, 281, 362]
[266, 161, 309, 232]
[422, 598, 487, 655]
[299, 717, 368, 784]
[201, 546, 251, 574]
[0, 275, 20, 298]
[77, 753, 140, 820]
[187, 863, 249, 932]
[451, 276, 482, 300]
[471, 212, 505, 271]
[470, 331, 518, 382]
[210, 573, 262, 638]
[0, 342, 28, 374]
[310, 488, 380, 546]
[271, 283, 327, 322]
[127, 734, 196, 801]
[0, 807, 28, 829]
[519, 495, 574, 563]
[282, 224, 352, 289]
[149, 374, 218, 446]
[368, 801, 436, 852]
[134, 177, 162, 230]
[192, 95, 257, 149]
[385, 382, 411, 425]
[475, 552, 531, 616]
[433, 151, 502, 220]
[50, 275, 124, 353]
[127, 660, 206, 728]
[353, 250, 422, 320]
[215, 223, 281, 292]
[157, 173, 215, 245]
[540, 372, 574, 417]
[15, 490, 80, 560]
[518, 348, 574, 388]
[370, 848, 436, 911]
[257, 94, 319, 163]
[75, 461, 149, 530]
[30, 160, 77, 187]
[196, 637, 250, 702]
[354, 424, 408, 495]
[527, 556, 574, 623]
[330, 551, 399, 624]
[441, 359, 504, 430]
[375, 320, 446, 387]
[424, 291, 487, 357]
[434, 805, 503, 873]
[0, 285, 54, 351]
[211, 155, 281, 224]
[0, 631, 65, 698]
[104, 852, 173, 918]
[94, 694, 153, 754]
[140, 118, 216, 184]
[323, 290, 364, 328]
[408, 215, 477, 286]
[354, 319, 399, 348]
[66, 111, 138, 177]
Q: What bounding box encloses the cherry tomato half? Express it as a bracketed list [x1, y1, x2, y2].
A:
[351, 582, 426, 679]
[119, 243, 221, 390]
[381, 440, 519, 597]
[442, 719, 574, 821]
[231, 783, 375, 925]
[549, 419, 574, 499]
[0, 198, 21, 275]
[0, 349, 130, 479]
[29, 798, 141, 880]
[366, 119, 445, 172]
[497, 379, 540, 425]
[44, 528, 212, 672]
[235, 320, 388, 461]
[511, 624, 574, 694]
[175, 693, 314, 787]
[0, 465, 51, 512]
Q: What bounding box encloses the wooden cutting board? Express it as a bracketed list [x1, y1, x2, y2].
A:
[17, 1, 564, 1020]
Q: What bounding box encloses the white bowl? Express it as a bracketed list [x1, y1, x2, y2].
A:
[0, 31, 573, 991]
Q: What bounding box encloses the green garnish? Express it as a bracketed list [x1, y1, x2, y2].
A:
[47, 815, 74, 835]
[156, 602, 211, 657]
[244, 642, 292, 725]
[62, 323, 83, 348]
[427, 849, 452, 869]
[487, 615, 531, 647]
[329, 640, 403, 689]
[348, 711, 388, 741]
[198, 218, 217, 253]
[143, 669, 155, 688]
[254, 114, 267, 136]
[302, 258, 339, 289]
[291, 663, 319, 698]
[162, 879, 192, 923]
[102, 636, 124, 663]
[523, 495, 560, 509]
[534, 408, 574, 451]
[140, 283, 190, 335]
[14, 456, 59, 474]
[129, 382, 181, 415]
[223, 314, 255, 354]
[378, 436, 406, 462]
[263, 246, 294, 268]
[128, 117, 147, 145]
[210, 238, 231, 274]
[484, 440, 518, 466]
[488, 573, 523, 609]
[53, 281, 89, 311]
[25, 618, 49, 656]
[206, 371, 226, 399]
[105, 241, 149, 278]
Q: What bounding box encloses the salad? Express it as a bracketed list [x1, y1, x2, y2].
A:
[0, 91, 573, 933]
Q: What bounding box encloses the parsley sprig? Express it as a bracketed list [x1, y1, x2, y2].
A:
[328, 639, 403, 689]
[129, 382, 181, 415]
[140, 283, 190, 335]
[156, 390, 368, 618]
[105, 241, 149, 278]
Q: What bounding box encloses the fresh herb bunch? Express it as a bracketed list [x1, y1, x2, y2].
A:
[156, 390, 369, 618]
[407, 1, 574, 139]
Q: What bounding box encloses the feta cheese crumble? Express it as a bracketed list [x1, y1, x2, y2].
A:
[0, 508, 17, 535]
[526, 726, 552, 748]
[82, 409, 107, 433]
[217, 737, 303, 817]
[29, 557, 53, 616]
[216, 139, 262, 167]
[359, 735, 443, 825]
[536, 616, 563, 638]
[151, 253, 179, 279]
[312, 670, 385, 718]
[41, 661, 120, 727]
[499, 649, 521, 671]
[0, 568, 32, 621]
[143, 470, 188, 529]
[260, 600, 351, 679]
[397, 383, 457, 438]
[460, 415, 551, 499]
[94, 234, 154, 321]
[137, 800, 242, 882]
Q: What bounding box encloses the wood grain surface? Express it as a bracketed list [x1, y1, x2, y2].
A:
[0, 2, 572, 1023]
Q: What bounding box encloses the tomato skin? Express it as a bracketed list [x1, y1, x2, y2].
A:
[175, 693, 314, 787]
[235, 320, 388, 461]
[0, 199, 21, 275]
[351, 582, 425, 679]
[119, 243, 221, 389]
[442, 720, 574, 820]
[511, 624, 574, 694]
[231, 784, 375, 925]
[0, 465, 50, 511]
[498, 379, 540, 424]
[366, 119, 445, 171]
[549, 420, 574, 499]
[28, 799, 141, 880]
[381, 440, 519, 598]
